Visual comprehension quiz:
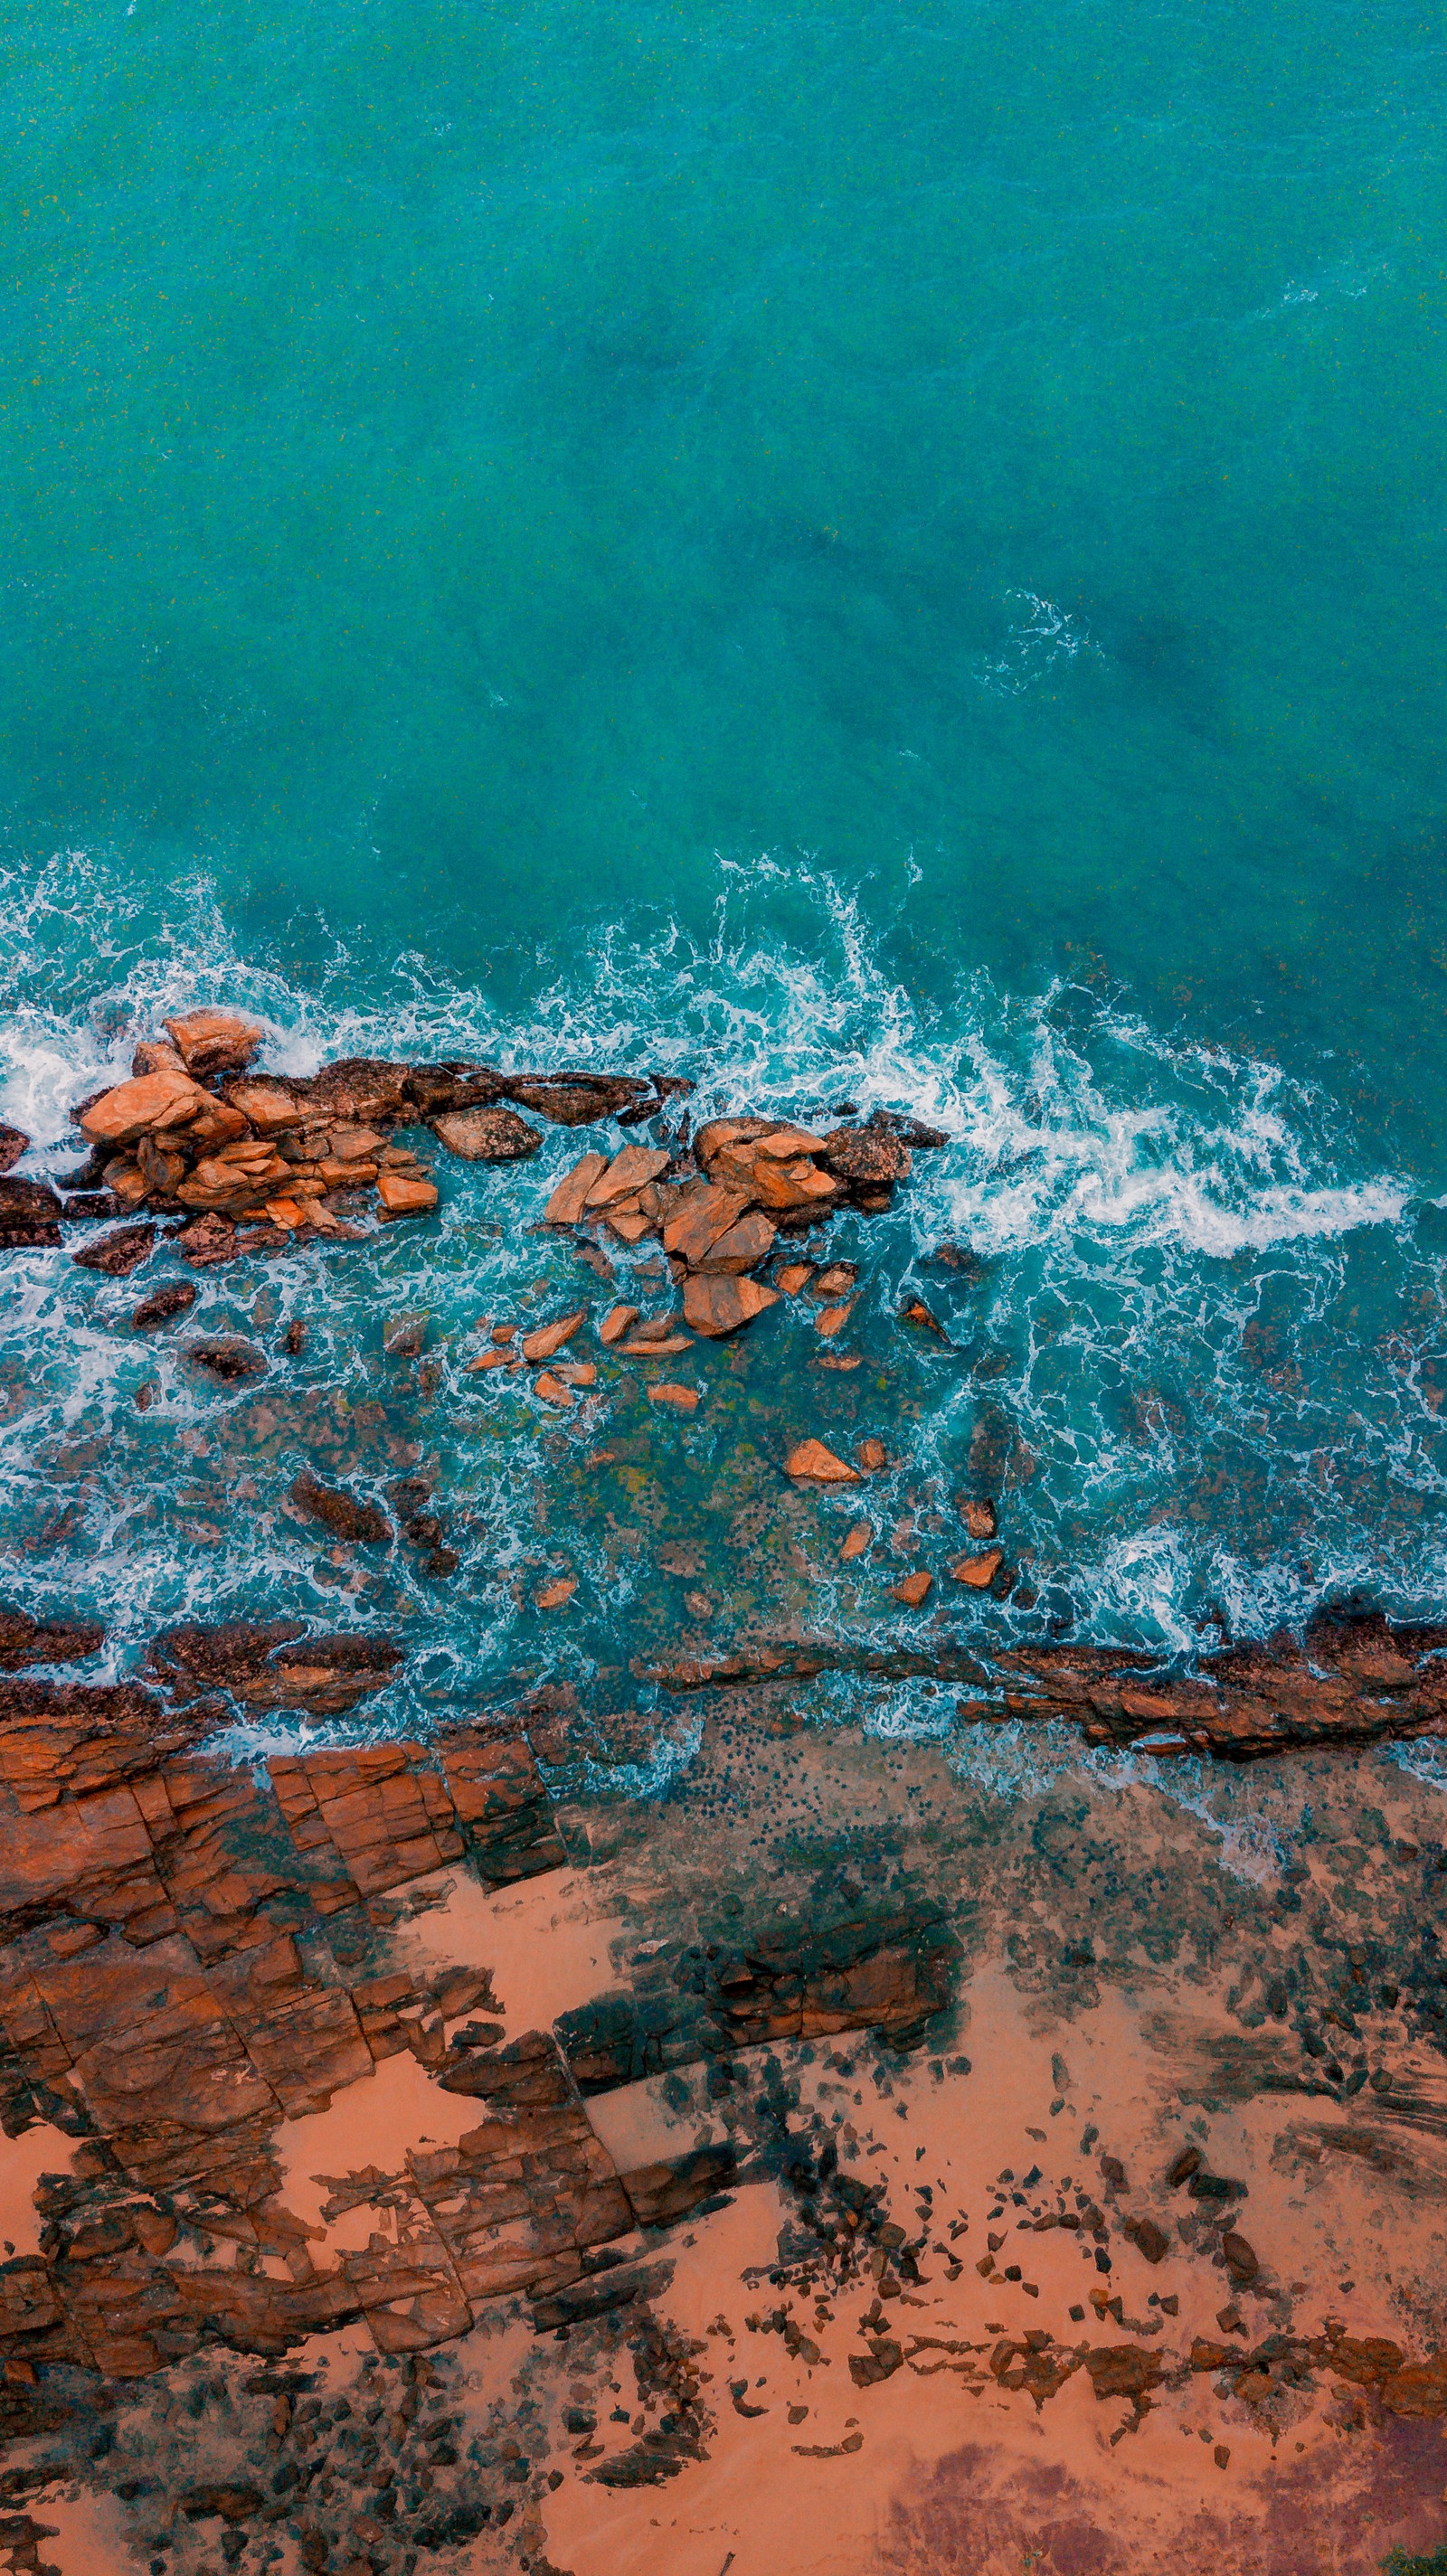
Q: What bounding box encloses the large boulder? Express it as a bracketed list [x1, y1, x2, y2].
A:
[429, 1105, 542, 1162]
[0, 1123, 29, 1175]
[162, 1010, 265, 1077]
[78, 1068, 211, 1145]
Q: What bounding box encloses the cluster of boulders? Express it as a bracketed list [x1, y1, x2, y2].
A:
[544, 1109, 947, 1337]
[0, 1009, 950, 1301]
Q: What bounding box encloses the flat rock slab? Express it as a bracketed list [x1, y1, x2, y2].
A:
[429, 1106, 542, 1162]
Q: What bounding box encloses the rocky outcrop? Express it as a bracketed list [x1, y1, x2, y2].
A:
[646, 1608, 1447, 1762]
[554, 1909, 958, 2092]
[542, 1109, 949, 1340]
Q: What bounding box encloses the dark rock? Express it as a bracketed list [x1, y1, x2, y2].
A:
[175, 1213, 239, 1268]
[0, 1179, 63, 1251]
[402, 1062, 507, 1118]
[1222, 2231, 1260, 2284]
[131, 1283, 198, 1330]
[289, 1472, 392, 1546]
[1124, 2216, 1168, 2263]
[71, 1223, 156, 1278]
[620, 2144, 737, 2228]
[1165, 2147, 1202, 2186]
[821, 1118, 914, 1190]
[0, 1609, 103, 1671]
[150, 1621, 404, 1712]
[60, 1193, 118, 1220]
[186, 1336, 266, 1382]
[504, 1073, 657, 1127]
[280, 1318, 307, 1355]
[0, 1124, 30, 1175]
[428, 1106, 543, 1163]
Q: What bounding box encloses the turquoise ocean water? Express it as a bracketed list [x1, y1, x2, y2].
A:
[3, 0, 1447, 1749]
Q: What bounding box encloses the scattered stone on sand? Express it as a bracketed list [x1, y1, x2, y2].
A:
[890, 1570, 933, 1609]
[429, 1105, 543, 1161]
[521, 1308, 586, 1363]
[598, 1304, 640, 1345]
[841, 1523, 873, 1562]
[71, 1222, 156, 1277]
[950, 1547, 1003, 1588]
[290, 1470, 393, 1544]
[1124, 2217, 1169, 2263]
[535, 1576, 577, 1609]
[650, 1383, 700, 1413]
[961, 1496, 998, 1540]
[0, 1178, 63, 1251]
[1223, 2231, 1260, 2284]
[131, 1282, 198, 1330]
[786, 1439, 861, 1485]
[0, 1123, 29, 1175]
[683, 1273, 780, 1338]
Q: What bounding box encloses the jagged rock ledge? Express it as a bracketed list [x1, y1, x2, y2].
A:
[642, 1606, 1447, 1761]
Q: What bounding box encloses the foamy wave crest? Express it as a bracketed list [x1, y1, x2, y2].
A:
[0, 843, 1441, 1685]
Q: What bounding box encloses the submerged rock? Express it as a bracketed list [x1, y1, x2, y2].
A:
[0, 1178, 63, 1250]
[131, 1282, 198, 1330]
[71, 1222, 156, 1277]
[290, 1471, 393, 1545]
[185, 1335, 266, 1382]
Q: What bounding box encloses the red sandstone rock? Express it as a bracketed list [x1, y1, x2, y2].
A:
[376, 1170, 438, 1218]
[598, 1304, 640, 1345]
[683, 1273, 779, 1337]
[891, 1571, 933, 1608]
[521, 1308, 586, 1363]
[79, 1070, 210, 1146]
[695, 1209, 777, 1273]
[786, 1439, 860, 1484]
[162, 1011, 264, 1078]
[650, 1383, 700, 1412]
[544, 1153, 610, 1223]
[951, 1548, 1003, 1589]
